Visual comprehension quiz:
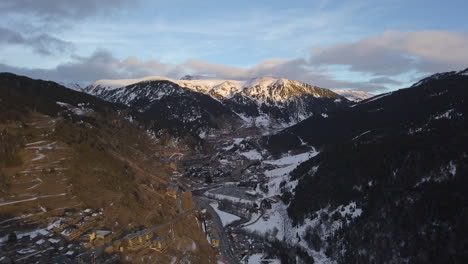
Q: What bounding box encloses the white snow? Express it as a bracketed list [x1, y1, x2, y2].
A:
[243, 203, 287, 240]
[48, 238, 60, 244]
[459, 70, 468, 76]
[26, 178, 43, 190]
[205, 192, 254, 205]
[448, 161, 457, 176]
[247, 253, 264, 264]
[25, 141, 47, 146]
[222, 140, 240, 151]
[47, 219, 62, 230]
[199, 131, 207, 139]
[0, 193, 67, 207]
[31, 153, 46, 161]
[56, 102, 93, 116]
[354, 91, 393, 106]
[89, 76, 329, 112]
[264, 151, 317, 166]
[334, 90, 373, 102]
[281, 202, 363, 264]
[240, 150, 262, 160]
[210, 201, 240, 227]
[352, 130, 371, 140]
[17, 248, 37, 254]
[264, 164, 298, 178]
[191, 241, 197, 251]
[88, 75, 342, 129]
[263, 149, 318, 179]
[25, 141, 56, 150]
[434, 109, 454, 120]
[92, 76, 170, 90]
[416, 161, 458, 186]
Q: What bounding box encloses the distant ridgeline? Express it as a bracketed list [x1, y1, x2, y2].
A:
[85, 76, 351, 130]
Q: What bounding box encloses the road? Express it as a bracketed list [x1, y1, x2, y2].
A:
[194, 196, 241, 264]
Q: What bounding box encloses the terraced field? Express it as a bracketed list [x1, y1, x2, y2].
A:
[0, 114, 83, 231]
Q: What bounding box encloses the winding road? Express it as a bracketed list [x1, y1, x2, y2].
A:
[194, 196, 241, 264]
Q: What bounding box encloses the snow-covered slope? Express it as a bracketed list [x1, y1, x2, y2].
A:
[270, 68, 468, 263]
[86, 76, 349, 128]
[59, 82, 84, 92]
[334, 89, 373, 102]
[87, 80, 240, 137]
[86, 76, 169, 97]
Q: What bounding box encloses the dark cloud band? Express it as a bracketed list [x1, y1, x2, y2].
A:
[0, 27, 73, 55]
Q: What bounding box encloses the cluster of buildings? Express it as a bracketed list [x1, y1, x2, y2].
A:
[110, 228, 167, 253]
[0, 206, 173, 264]
[197, 209, 220, 249]
[0, 208, 107, 264]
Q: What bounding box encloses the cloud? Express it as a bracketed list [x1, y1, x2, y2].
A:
[10, 28, 468, 92]
[0, 0, 136, 20]
[0, 0, 141, 56]
[0, 50, 389, 92]
[368, 77, 401, 85]
[311, 30, 468, 75]
[0, 27, 73, 55]
[180, 58, 389, 92]
[0, 50, 181, 85]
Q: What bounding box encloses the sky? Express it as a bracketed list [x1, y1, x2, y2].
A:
[0, 0, 467, 93]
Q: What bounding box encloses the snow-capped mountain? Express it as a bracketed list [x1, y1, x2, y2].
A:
[86, 76, 349, 128]
[334, 89, 373, 102]
[59, 82, 84, 92]
[87, 79, 240, 137]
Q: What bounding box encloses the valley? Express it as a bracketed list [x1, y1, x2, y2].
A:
[2, 1, 467, 263]
[1, 69, 467, 264]
[175, 125, 318, 263]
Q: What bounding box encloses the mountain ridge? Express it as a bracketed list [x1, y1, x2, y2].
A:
[260, 67, 468, 263]
[334, 89, 373, 102]
[86, 76, 350, 127]
[88, 79, 242, 138]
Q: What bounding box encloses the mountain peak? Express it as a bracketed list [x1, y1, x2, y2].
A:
[457, 67, 468, 76]
[410, 68, 468, 88]
[85, 75, 349, 128]
[334, 89, 374, 102]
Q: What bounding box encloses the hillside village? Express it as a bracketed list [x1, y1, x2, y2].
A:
[0, 115, 310, 264]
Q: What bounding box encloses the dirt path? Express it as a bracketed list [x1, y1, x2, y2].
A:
[0, 114, 78, 224]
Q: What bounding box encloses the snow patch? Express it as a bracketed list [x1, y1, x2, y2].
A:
[210, 202, 241, 227]
[240, 150, 262, 160]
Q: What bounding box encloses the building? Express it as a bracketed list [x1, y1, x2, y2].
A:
[95, 230, 112, 241]
[150, 235, 166, 252]
[121, 228, 155, 250]
[85, 230, 112, 245]
[169, 162, 177, 169]
[166, 184, 179, 198]
[211, 239, 220, 248]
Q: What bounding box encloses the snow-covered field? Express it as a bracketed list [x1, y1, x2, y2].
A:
[240, 150, 262, 160]
[210, 202, 241, 227]
[245, 253, 280, 264]
[262, 149, 319, 197]
[242, 202, 290, 240]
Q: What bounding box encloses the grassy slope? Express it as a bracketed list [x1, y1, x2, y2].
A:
[0, 73, 217, 263]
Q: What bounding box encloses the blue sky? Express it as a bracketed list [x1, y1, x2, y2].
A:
[0, 0, 467, 92]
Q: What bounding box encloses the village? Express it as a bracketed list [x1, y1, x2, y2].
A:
[0, 122, 312, 264]
[0, 185, 217, 264]
[176, 126, 316, 263]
